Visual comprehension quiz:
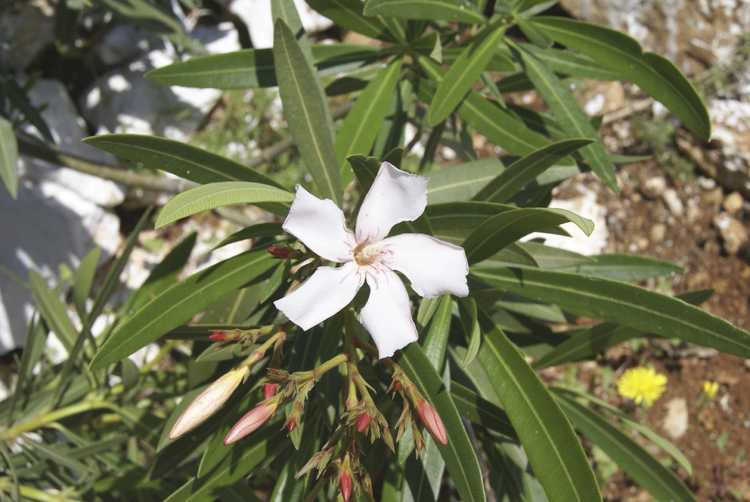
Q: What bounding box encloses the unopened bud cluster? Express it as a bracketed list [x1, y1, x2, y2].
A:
[167, 330, 448, 501]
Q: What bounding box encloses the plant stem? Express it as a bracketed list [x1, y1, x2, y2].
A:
[0, 400, 110, 441]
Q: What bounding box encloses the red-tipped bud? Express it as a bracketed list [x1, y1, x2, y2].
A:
[263, 383, 279, 399]
[224, 402, 275, 445]
[286, 417, 298, 432]
[392, 381, 402, 392]
[417, 400, 448, 445]
[339, 472, 353, 502]
[209, 330, 227, 342]
[267, 244, 294, 259]
[355, 413, 371, 433]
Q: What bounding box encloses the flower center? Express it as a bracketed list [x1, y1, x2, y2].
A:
[353, 241, 381, 267]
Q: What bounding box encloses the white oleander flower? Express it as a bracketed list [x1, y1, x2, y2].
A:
[274, 162, 469, 358]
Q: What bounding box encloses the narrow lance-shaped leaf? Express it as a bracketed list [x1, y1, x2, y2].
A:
[421, 295, 453, 371]
[529, 16, 710, 140]
[274, 19, 341, 204]
[418, 56, 553, 156]
[84, 134, 281, 187]
[476, 323, 602, 502]
[516, 45, 618, 191]
[471, 266, 750, 358]
[427, 158, 505, 205]
[272, 0, 313, 62]
[464, 207, 594, 264]
[29, 271, 77, 352]
[91, 250, 276, 369]
[428, 22, 507, 126]
[474, 138, 592, 202]
[0, 117, 18, 198]
[145, 44, 382, 89]
[307, 0, 389, 39]
[364, 0, 485, 24]
[555, 394, 693, 502]
[398, 344, 486, 502]
[336, 58, 403, 183]
[155, 182, 293, 228]
[73, 247, 101, 319]
[533, 290, 710, 368]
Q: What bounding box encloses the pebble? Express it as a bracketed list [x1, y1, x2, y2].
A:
[650, 223, 667, 243]
[723, 191, 744, 214]
[698, 177, 717, 190]
[641, 176, 667, 199]
[713, 213, 748, 255]
[662, 398, 688, 439]
[704, 188, 725, 206]
[662, 189, 685, 216]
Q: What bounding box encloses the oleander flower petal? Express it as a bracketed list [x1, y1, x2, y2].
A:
[359, 269, 418, 358]
[282, 185, 355, 262]
[355, 162, 428, 242]
[274, 262, 363, 330]
[382, 233, 470, 298]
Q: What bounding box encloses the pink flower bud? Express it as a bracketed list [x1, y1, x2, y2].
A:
[169, 367, 248, 440]
[355, 413, 371, 433]
[339, 472, 353, 502]
[209, 331, 227, 342]
[417, 400, 448, 445]
[224, 401, 276, 445]
[263, 383, 279, 399]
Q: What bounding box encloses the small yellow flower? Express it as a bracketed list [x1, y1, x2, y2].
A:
[703, 380, 719, 399]
[617, 367, 667, 407]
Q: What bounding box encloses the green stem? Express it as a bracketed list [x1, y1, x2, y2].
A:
[0, 400, 110, 441]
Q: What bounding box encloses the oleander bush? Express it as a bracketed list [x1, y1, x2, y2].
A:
[2, 1, 747, 501]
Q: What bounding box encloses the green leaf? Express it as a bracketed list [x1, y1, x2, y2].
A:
[155, 182, 293, 228]
[8, 315, 47, 424]
[449, 382, 516, 438]
[165, 430, 281, 502]
[127, 232, 197, 314]
[83, 134, 280, 187]
[307, 0, 389, 39]
[471, 267, 750, 358]
[426, 201, 515, 243]
[464, 208, 594, 264]
[419, 56, 552, 155]
[458, 297, 481, 366]
[29, 271, 77, 352]
[91, 250, 275, 369]
[521, 45, 620, 81]
[476, 324, 602, 502]
[533, 290, 710, 368]
[272, 0, 313, 62]
[517, 241, 593, 268]
[73, 247, 101, 319]
[274, 19, 341, 204]
[516, 46, 618, 191]
[474, 138, 592, 202]
[336, 58, 403, 183]
[426, 158, 504, 205]
[555, 254, 682, 282]
[529, 17, 710, 140]
[555, 395, 693, 502]
[0, 117, 18, 198]
[398, 344, 486, 502]
[421, 294, 453, 371]
[212, 222, 284, 251]
[146, 44, 381, 89]
[428, 23, 507, 126]
[364, 0, 485, 23]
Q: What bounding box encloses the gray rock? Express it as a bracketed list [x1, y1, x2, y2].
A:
[0, 1, 54, 71]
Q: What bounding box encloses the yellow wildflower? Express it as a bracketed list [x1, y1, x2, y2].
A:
[617, 367, 667, 407]
[703, 380, 719, 399]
